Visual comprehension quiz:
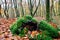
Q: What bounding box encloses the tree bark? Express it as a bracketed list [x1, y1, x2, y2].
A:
[13, 0, 20, 17]
[8, 0, 15, 18]
[28, 0, 40, 17]
[46, 0, 50, 22]
[20, 0, 24, 17]
[58, 0, 60, 16]
[4, 0, 9, 19]
[0, 5, 2, 18]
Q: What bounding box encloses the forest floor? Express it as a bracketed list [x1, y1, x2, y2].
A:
[0, 17, 60, 40]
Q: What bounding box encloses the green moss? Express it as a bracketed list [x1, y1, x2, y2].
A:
[10, 23, 19, 35]
[10, 23, 16, 31]
[24, 15, 33, 20]
[16, 17, 27, 27]
[32, 18, 37, 23]
[38, 20, 59, 38]
[41, 36, 52, 40]
[37, 34, 41, 40]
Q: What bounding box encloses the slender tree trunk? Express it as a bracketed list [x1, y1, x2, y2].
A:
[46, 0, 50, 22]
[13, 0, 20, 17]
[8, 0, 15, 18]
[4, 0, 9, 19]
[58, 0, 60, 16]
[0, 5, 2, 18]
[50, 0, 55, 18]
[30, 0, 33, 16]
[20, 0, 24, 17]
[50, 0, 53, 20]
[35, 0, 36, 6]
[28, 0, 40, 17]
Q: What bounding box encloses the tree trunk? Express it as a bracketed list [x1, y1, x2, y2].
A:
[8, 0, 15, 18]
[20, 0, 24, 17]
[0, 5, 2, 18]
[58, 0, 60, 16]
[46, 0, 50, 22]
[28, 0, 40, 17]
[13, 0, 20, 17]
[50, 0, 53, 20]
[4, 0, 9, 19]
[33, 0, 40, 17]
[50, 0, 56, 19]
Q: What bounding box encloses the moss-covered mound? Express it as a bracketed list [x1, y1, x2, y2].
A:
[38, 20, 59, 38]
[10, 15, 37, 36]
[10, 15, 59, 40]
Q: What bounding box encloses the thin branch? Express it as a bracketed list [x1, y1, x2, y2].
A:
[33, 0, 40, 16]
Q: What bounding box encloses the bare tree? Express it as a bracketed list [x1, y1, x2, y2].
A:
[27, 0, 40, 17]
